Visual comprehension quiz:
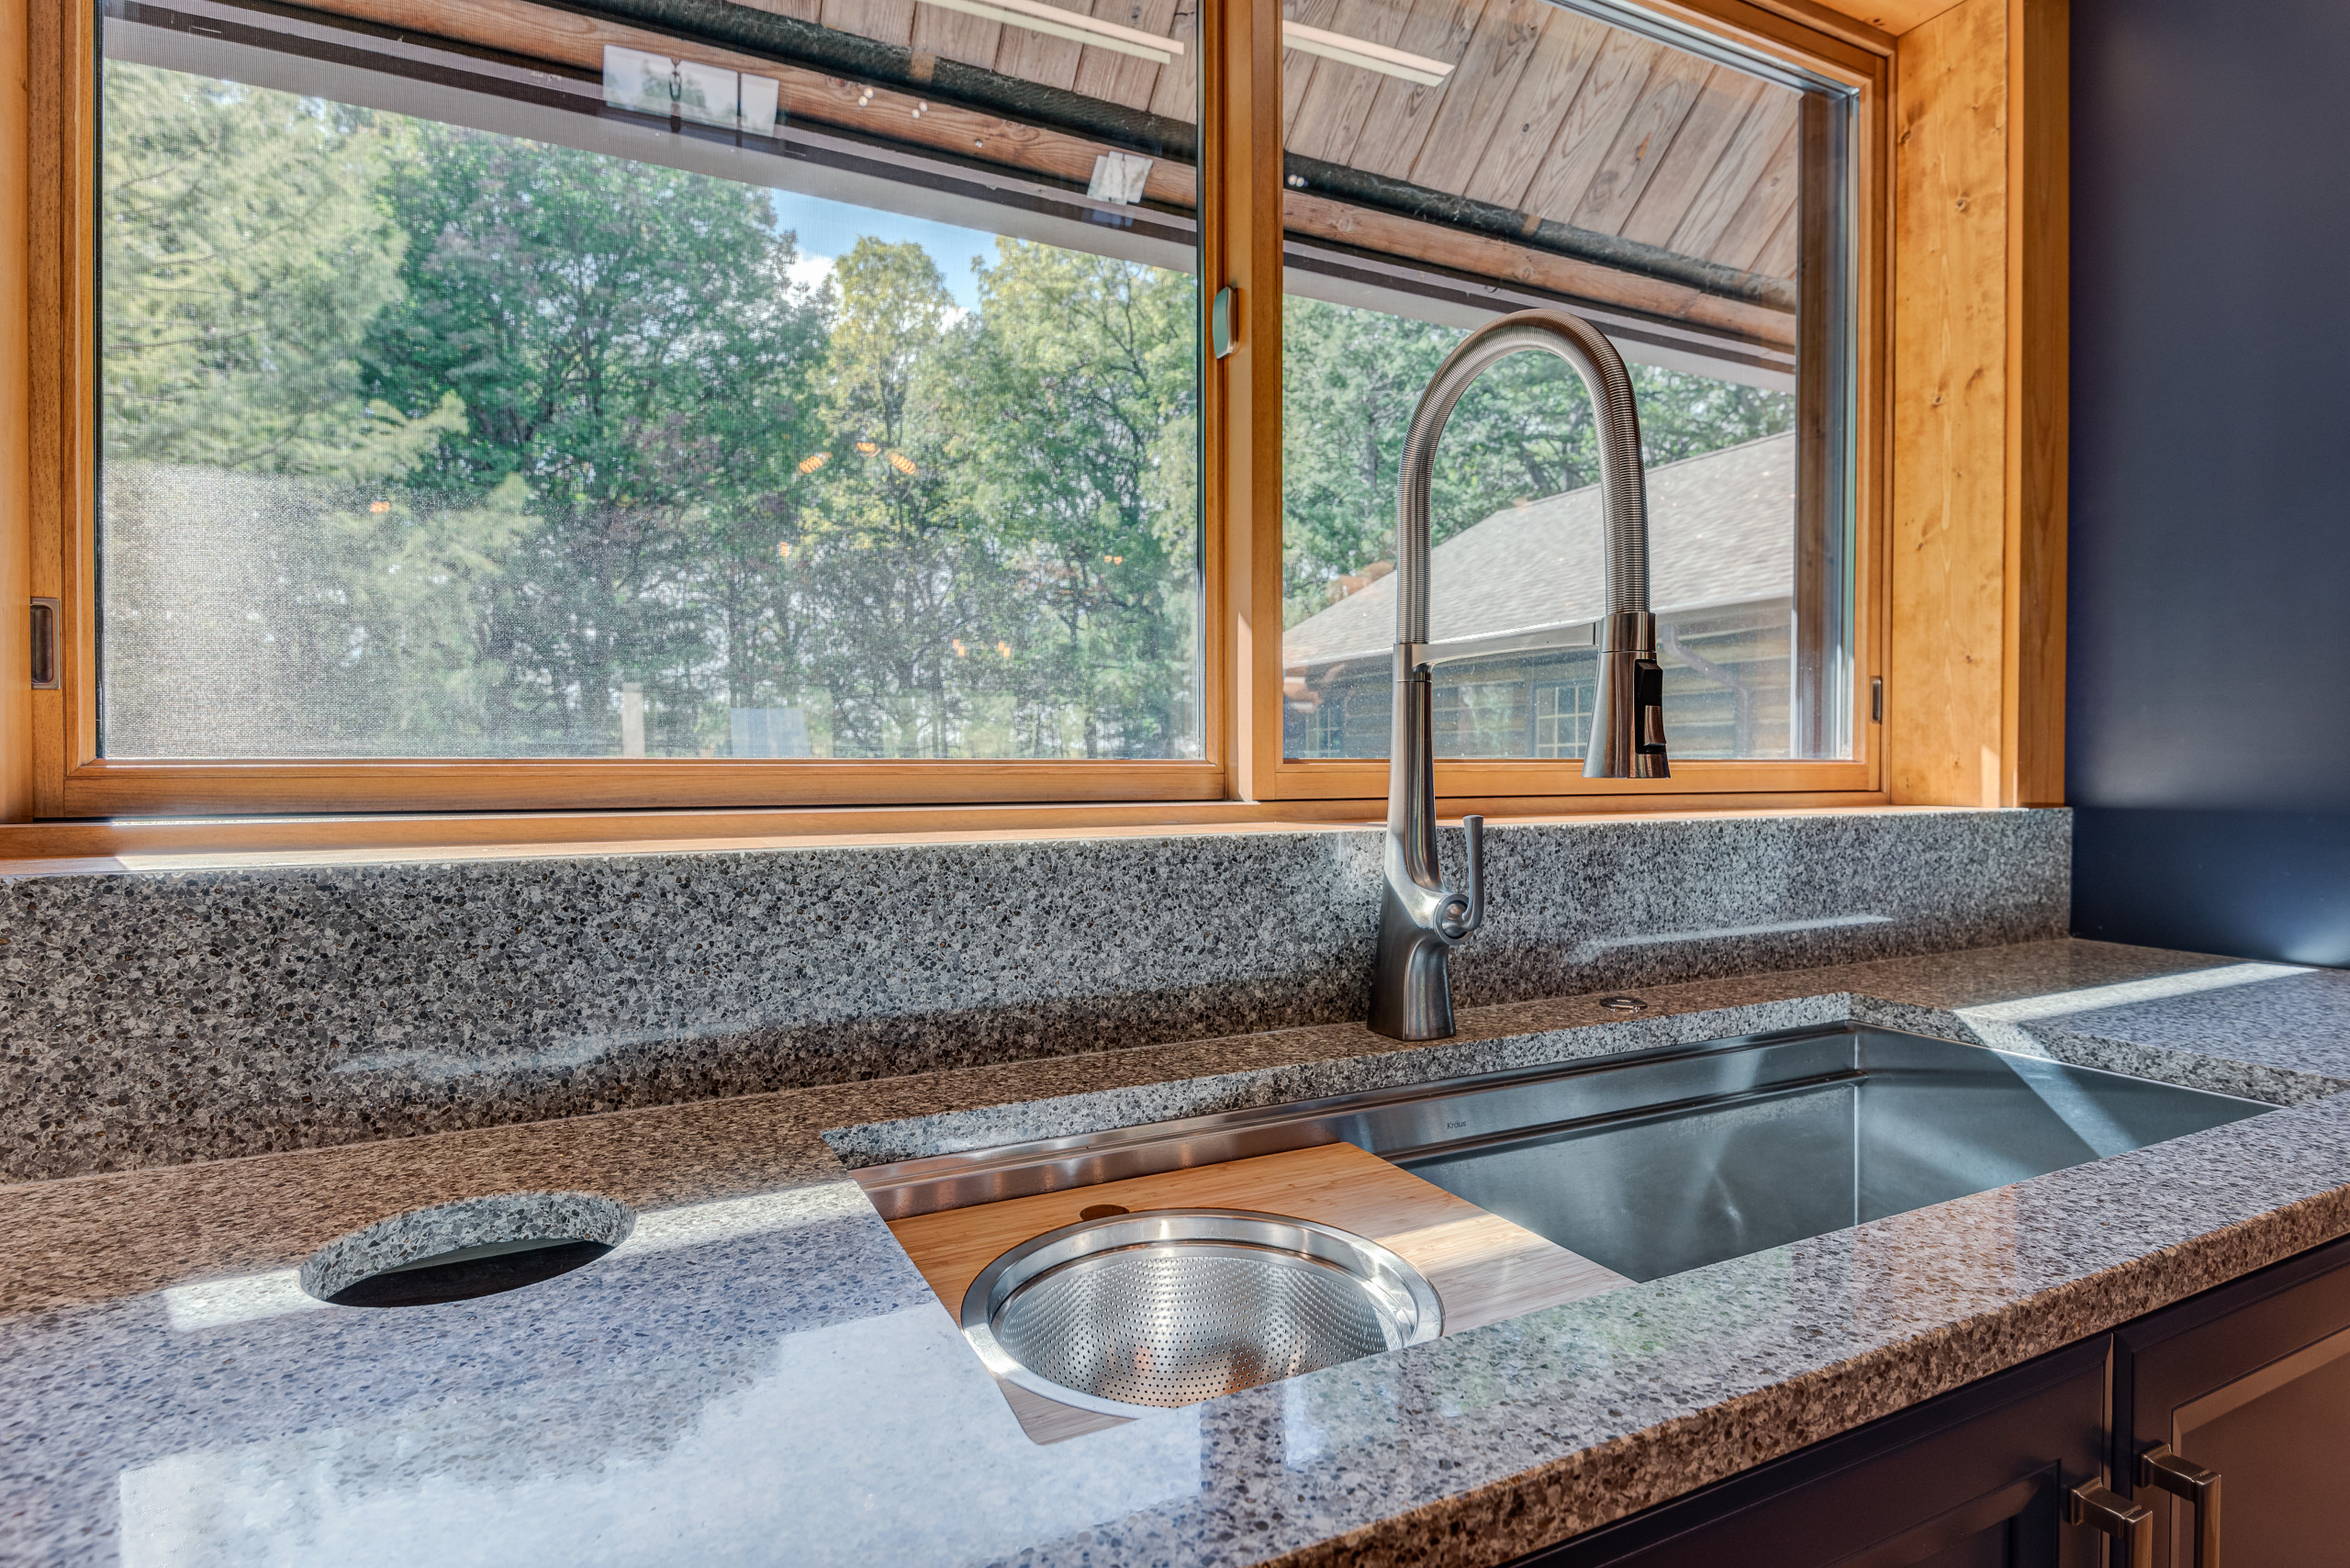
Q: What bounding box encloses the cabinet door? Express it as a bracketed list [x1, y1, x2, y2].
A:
[2117, 1233, 2350, 1568]
[1514, 1338, 2110, 1568]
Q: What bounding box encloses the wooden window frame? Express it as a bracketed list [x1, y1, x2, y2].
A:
[4, 0, 2063, 833]
[1236, 0, 1888, 807]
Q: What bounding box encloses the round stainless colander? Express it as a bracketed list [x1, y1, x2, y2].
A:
[959, 1208, 1443, 1417]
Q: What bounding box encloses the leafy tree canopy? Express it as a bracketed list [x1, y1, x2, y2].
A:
[96, 58, 1785, 762]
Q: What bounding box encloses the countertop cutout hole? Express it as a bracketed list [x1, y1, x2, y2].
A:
[300, 1192, 634, 1309]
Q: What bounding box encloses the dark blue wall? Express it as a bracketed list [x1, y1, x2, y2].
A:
[2068, 0, 2350, 967]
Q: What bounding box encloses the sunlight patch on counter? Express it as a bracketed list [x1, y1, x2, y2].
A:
[1954, 961, 2308, 1054]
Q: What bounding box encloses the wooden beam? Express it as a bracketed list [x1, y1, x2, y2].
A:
[1281, 189, 1796, 346]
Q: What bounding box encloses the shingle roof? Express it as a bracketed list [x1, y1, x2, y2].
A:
[1282, 431, 1796, 668]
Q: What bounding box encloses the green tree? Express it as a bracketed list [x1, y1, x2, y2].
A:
[98, 57, 1782, 766]
[1279, 295, 1795, 625]
[361, 124, 828, 753]
[100, 62, 454, 476]
[786, 238, 1007, 757]
[955, 242, 1200, 758]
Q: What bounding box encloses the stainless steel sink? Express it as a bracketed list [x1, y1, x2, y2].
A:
[856, 1026, 2273, 1285]
[1393, 1029, 2267, 1281]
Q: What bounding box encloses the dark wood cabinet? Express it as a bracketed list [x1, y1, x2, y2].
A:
[2115, 1233, 2350, 1568]
[1515, 1339, 2109, 1568]
[1512, 1234, 2350, 1568]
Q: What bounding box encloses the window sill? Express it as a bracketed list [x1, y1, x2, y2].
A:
[0, 789, 1966, 875]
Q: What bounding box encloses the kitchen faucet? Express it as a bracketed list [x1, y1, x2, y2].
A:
[1368, 308, 1670, 1041]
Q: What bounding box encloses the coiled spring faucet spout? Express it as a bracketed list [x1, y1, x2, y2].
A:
[1368, 308, 1670, 1041]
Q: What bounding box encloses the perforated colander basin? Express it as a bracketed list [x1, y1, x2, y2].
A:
[959, 1208, 1442, 1417]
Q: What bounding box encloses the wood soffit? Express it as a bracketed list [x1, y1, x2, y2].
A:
[284, 0, 1809, 341]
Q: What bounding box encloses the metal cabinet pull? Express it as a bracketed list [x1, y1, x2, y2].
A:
[2071, 1483, 2154, 1568]
[2140, 1444, 2221, 1568]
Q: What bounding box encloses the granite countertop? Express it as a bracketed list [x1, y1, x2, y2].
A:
[6, 936, 2350, 1567]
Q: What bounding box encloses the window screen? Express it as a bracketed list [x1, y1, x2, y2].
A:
[1275, 0, 1852, 763]
[97, 0, 1203, 760]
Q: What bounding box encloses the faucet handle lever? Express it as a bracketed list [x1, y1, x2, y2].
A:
[1441, 814, 1485, 940]
[1636, 660, 1669, 756]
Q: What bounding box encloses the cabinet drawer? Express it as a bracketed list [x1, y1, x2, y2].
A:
[1516, 1338, 2111, 1568]
[2117, 1232, 2350, 1568]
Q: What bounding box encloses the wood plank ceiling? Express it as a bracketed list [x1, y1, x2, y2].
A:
[738, 0, 1799, 314]
[1281, 0, 1801, 282]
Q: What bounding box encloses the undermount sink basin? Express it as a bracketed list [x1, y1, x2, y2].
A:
[861, 1025, 2273, 1289]
[1391, 1028, 2270, 1282]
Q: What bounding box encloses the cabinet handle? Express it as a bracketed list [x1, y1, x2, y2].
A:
[2140, 1444, 2221, 1568]
[2070, 1483, 2154, 1568]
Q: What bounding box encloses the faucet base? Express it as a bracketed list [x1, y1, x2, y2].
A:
[1367, 886, 1458, 1041]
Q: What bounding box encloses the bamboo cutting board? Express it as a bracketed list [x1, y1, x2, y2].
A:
[885, 1141, 1634, 1442]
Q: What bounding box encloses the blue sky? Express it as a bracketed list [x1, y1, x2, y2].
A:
[768, 190, 998, 312]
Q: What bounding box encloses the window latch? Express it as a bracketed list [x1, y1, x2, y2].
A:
[1211, 286, 1238, 358]
[29, 598, 59, 689]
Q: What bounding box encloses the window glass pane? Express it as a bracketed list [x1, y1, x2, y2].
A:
[1277, 0, 1850, 762]
[97, 0, 1201, 760]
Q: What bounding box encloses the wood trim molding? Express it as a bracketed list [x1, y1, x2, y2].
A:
[1270, 757, 1874, 801]
[0, 0, 29, 820]
[1209, 0, 1285, 803]
[1648, 0, 1892, 73]
[0, 792, 1909, 868]
[2004, 0, 2067, 808]
[1776, 0, 1964, 42]
[54, 757, 1229, 816]
[1885, 0, 2065, 807]
[25, 0, 94, 820]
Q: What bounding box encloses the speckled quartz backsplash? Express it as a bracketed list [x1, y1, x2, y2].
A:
[0, 808, 2066, 1182]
